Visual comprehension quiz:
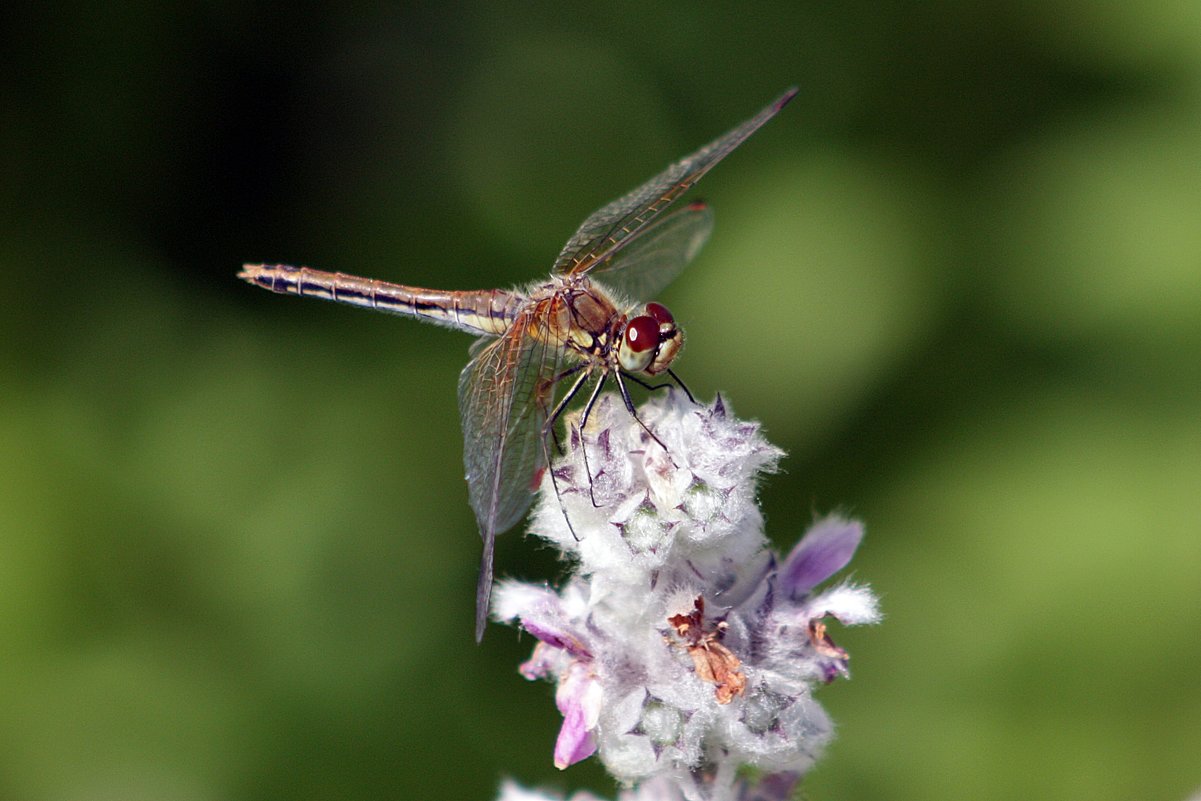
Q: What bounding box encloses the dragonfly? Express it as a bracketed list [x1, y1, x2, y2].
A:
[240, 87, 797, 641]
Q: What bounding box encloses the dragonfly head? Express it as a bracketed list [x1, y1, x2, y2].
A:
[617, 302, 683, 375]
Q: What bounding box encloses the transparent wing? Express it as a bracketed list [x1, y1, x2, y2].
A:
[584, 200, 713, 302]
[457, 310, 562, 640]
[553, 87, 797, 278]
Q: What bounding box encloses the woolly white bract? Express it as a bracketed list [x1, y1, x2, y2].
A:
[494, 392, 879, 801]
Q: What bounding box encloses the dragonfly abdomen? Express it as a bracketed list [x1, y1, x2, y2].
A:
[238, 263, 518, 336]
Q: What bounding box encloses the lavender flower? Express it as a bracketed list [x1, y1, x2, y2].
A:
[494, 392, 879, 801]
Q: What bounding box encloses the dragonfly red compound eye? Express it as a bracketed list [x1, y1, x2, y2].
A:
[646, 302, 674, 326]
[624, 315, 661, 352]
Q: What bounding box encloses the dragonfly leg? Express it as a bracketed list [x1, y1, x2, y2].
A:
[542, 363, 589, 455]
[613, 371, 670, 454]
[542, 365, 591, 439]
[540, 366, 594, 541]
[619, 368, 697, 404]
[576, 372, 610, 509]
[541, 429, 581, 542]
[666, 368, 697, 404]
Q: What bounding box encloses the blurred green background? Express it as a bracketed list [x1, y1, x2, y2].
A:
[3, 3, 1200, 800]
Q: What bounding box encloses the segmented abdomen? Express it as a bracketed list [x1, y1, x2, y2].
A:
[238, 263, 520, 336]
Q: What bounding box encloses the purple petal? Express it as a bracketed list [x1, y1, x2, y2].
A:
[553, 666, 600, 769]
[522, 618, 593, 660]
[494, 583, 594, 660]
[780, 517, 863, 599]
[553, 703, 597, 770]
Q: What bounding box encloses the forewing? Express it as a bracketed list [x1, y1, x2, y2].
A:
[585, 201, 713, 302]
[457, 312, 560, 639]
[553, 87, 797, 278]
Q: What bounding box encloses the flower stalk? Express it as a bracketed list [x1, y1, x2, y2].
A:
[494, 391, 879, 801]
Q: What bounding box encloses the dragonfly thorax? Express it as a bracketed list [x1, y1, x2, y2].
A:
[617, 301, 682, 375]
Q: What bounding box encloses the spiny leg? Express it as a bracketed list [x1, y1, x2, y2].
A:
[543, 362, 588, 455]
[620, 372, 669, 392]
[540, 366, 594, 541]
[575, 372, 610, 509]
[540, 429, 581, 542]
[543, 364, 592, 442]
[613, 370, 670, 453]
[620, 368, 697, 404]
[666, 368, 697, 403]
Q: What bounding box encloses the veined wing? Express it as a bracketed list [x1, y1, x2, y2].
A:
[584, 200, 713, 303]
[553, 87, 797, 278]
[457, 308, 563, 641]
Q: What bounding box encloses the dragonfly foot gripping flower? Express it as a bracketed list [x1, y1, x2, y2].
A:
[494, 391, 879, 801]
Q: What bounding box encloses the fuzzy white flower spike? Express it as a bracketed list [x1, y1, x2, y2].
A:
[494, 391, 879, 801]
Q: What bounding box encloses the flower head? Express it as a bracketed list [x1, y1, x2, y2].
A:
[494, 391, 879, 801]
